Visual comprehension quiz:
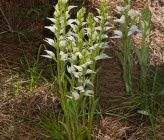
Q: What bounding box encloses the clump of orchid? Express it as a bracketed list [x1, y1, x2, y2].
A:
[111, 0, 142, 95]
[134, 6, 153, 93]
[111, 0, 152, 95]
[42, 0, 111, 139]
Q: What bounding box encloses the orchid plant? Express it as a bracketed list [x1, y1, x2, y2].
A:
[134, 6, 153, 92]
[112, 0, 152, 95]
[42, 0, 111, 139]
[111, 3, 141, 95]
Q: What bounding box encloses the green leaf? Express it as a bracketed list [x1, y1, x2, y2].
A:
[138, 110, 150, 116]
[115, 50, 124, 65]
[141, 43, 149, 64]
[134, 46, 142, 64]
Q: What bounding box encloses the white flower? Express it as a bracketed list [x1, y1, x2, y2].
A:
[44, 38, 55, 46]
[67, 19, 77, 25]
[80, 60, 93, 68]
[59, 40, 66, 47]
[74, 86, 85, 92]
[102, 34, 109, 39]
[95, 26, 112, 32]
[89, 44, 99, 50]
[54, 10, 60, 17]
[85, 90, 93, 96]
[86, 69, 96, 74]
[45, 25, 57, 32]
[70, 54, 76, 61]
[70, 91, 80, 100]
[60, 51, 68, 61]
[72, 91, 79, 100]
[67, 31, 78, 38]
[128, 9, 137, 16]
[110, 30, 122, 38]
[67, 65, 75, 73]
[84, 28, 91, 35]
[84, 78, 94, 87]
[41, 55, 51, 59]
[95, 53, 111, 61]
[42, 50, 55, 59]
[92, 31, 98, 40]
[94, 17, 99, 22]
[116, 6, 124, 13]
[66, 35, 76, 41]
[128, 25, 141, 36]
[114, 15, 125, 23]
[99, 42, 112, 49]
[75, 52, 83, 59]
[115, 5, 130, 13]
[72, 71, 82, 78]
[73, 65, 83, 71]
[70, 24, 77, 32]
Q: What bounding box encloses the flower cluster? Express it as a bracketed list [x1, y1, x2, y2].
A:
[111, 5, 141, 39]
[42, 0, 111, 100]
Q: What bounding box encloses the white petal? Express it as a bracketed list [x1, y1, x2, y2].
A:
[60, 51, 68, 61]
[89, 44, 98, 50]
[71, 91, 80, 100]
[72, 72, 82, 78]
[85, 90, 93, 96]
[116, 6, 124, 13]
[114, 15, 125, 23]
[130, 25, 141, 32]
[86, 69, 96, 74]
[128, 9, 137, 16]
[96, 16, 103, 20]
[95, 27, 101, 31]
[85, 79, 94, 87]
[114, 30, 122, 36]
[92, 31, 98, 40]
[45, 25, 57, 32]
[125, 5, 130, 10]
[95, 53, 111, 61]
[67, 65, 75, 73]
[44, 38, 55, 46]
[70, 24, 77, 32]
[80, 60, 93, 68]
[102, 34, 109, 39]
[75, 52, 83, 59]
[99, 42, 112, 49]
[110, 30, 122, 38]
[94, 17, 99, 22]
[110, 35, 122, 38]
[70, 54, 76, 61]
[67, 31, 78, 38]
[59, 40, 66, 46]
[73, 65, 83, 71]
[66, 35, 74, 41]
[74, 86, 85, 92]
[67, 19, 77, 25]
[41, 55, 52, 59]
[45, 50, 55, 57]
[105, 27, 112, 31]
[128, 25, 141, 36]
